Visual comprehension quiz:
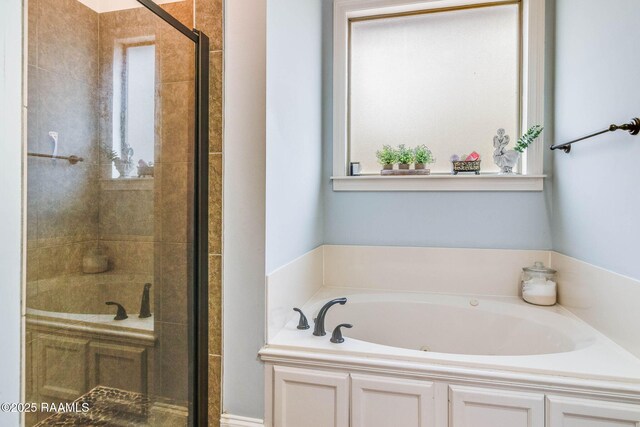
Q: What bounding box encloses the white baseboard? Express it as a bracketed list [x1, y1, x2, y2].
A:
[220, 414, 265, 427]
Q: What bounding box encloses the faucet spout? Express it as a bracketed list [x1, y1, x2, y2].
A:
[106, 302, 128, 321]
[139, 283, 152, 318]
[313, 297, 347, 336]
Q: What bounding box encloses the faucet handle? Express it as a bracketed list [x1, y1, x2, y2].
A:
[106, 302, 128, 320]
[330, 323, 352, 344]
[293, 308, 310, 330]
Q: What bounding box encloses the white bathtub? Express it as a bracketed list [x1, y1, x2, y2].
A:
[264, 287, 640, 384]
[26, 273, 154, 341]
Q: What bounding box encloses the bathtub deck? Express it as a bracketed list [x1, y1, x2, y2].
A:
[263, 287, 640, 388]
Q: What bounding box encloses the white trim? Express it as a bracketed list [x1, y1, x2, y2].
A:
[0, 0, 24, 425]
[331, 174, 545, 191]
[332, 0, 546, 190]
[260, 346, 640, 401]
[220, 414, 265, 427]
[521, 0, 546, 175]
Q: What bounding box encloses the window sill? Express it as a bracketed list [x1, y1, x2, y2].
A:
[331, 174, 545, 192]
[100, 178, 154, 191]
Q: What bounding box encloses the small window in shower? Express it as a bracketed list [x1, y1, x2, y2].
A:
[112, 41, 156, 178]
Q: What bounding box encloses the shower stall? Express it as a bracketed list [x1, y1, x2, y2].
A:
[24, 0, 209, 425]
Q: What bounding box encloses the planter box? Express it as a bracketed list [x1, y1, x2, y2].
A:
[452, 160, 481, 175]
[381, 169, 431, 176]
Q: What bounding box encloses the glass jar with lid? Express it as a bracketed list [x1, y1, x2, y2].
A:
[521, 261, 557, 306]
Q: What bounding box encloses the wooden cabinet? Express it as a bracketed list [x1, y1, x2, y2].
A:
[547, 396, 640, 427]
[28, 326, 154, 414]
[449, 385, 544, 427]
[273, 366, 349, 427]
[267, 364, 640, 427]
[351, 374, 436, 427]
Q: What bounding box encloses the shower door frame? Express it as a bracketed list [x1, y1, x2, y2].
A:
[136, 1, 210, 425]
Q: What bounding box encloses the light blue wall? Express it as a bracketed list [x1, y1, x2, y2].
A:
[0, 0, 23, 424]
[321, 1, 554, 251]
[266, 0, 325, 273]
[552, 0, 640, 280]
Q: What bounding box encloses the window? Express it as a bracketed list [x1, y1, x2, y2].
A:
[112, 41, 156, 178]
[333, 0, 545, 191]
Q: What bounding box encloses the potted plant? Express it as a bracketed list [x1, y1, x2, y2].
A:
[101, 143, 134, 178]
[376, 145, 398, 170]
[396, 144, 414, 170]
[414, 145, 434, 170]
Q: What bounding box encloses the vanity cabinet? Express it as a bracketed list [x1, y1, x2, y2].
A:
[449, 385, 544, 427]
[26, 322, 155, 424]
[546, 395, 640, 427]
[269, 367, 438, 427]
[265, 364, 640, 427]
[351, 374, 436, 427]
[273, 366, 349, 427]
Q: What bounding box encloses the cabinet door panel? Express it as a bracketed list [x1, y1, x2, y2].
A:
[547, 396, 640, 427]
[450, 385, 544, 427]
[273, 366, 349, 427]
[36, 334, 89, 402]
[351, 374, 435, 427]
[88, 342, 147, 393]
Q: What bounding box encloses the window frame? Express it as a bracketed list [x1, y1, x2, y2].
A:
[332, 0, 546, 192]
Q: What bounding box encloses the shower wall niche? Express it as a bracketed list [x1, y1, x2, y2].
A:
[25, 0, 209, 425]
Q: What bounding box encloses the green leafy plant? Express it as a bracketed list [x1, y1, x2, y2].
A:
[514, 125, 544, 153]
[101, 143, 121, 162]
[396, 144, 415, 165]
[414, 145, 434, 164]
[376, 145, 398, 166]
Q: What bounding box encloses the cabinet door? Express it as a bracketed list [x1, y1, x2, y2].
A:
[273, 366, 349, 427]
[351, 374, 436, 427]
[450, 385, 544, 427]
[88, 342, 147, 393]
[36, 334, 89, 402]
[547, 396, 640, 427]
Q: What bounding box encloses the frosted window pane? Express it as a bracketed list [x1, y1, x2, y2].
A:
[126, 44, 156, 168]
[350, 5, 520, 174]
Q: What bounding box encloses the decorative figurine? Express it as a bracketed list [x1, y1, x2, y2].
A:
[492, 129, 519, 174]
[137, 160, 154, 178]
[492, 126, 544, 174]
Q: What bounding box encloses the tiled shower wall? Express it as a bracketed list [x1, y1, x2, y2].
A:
[26, 0, 100, 285]
[27, 0, 223, 423]
[96, 0, 224, 418]
[99, 4, 194, 404]
[26, 2, 100, 423]
[197, 0, 224, 420]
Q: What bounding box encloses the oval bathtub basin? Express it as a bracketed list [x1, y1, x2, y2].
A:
[322, 293, 595, 356]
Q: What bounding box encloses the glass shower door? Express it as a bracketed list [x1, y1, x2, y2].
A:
[24, 0, 208, 425]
